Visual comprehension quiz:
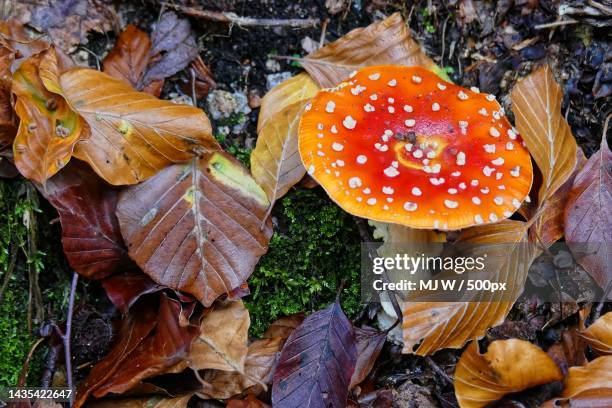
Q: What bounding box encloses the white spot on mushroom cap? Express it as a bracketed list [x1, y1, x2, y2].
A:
[343, 115, 357, 129]
[348, 177, 362, 188]
[325, 101, 335, 113]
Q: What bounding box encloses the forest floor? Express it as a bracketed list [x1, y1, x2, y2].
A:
[0, 0, 610, 406]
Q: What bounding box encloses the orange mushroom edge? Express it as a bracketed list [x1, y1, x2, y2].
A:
[298, 65, 533, 231]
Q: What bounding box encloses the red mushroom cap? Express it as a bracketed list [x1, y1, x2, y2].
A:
[298, 65, 533, 230]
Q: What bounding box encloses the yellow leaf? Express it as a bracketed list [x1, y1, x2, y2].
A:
[300, 13, 443, 88]
[54, 68, 219, 185]
[511, 66, 577, 205]
[12, 51, 83, 183]
[454, 339, 563, 408]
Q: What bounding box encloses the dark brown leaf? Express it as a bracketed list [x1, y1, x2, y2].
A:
[350, 326, 386, 388]
[42, 160, 129, 279]
[564, 135, 612, 290]
[272, 301, 357, 408]
[116, 152, 272, 306]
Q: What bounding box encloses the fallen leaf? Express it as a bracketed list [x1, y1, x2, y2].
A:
[402, 221, 538, 355]
[116, 152, 272, 306]
[580, 312, 612, 355]
[88, 394, 193, 408]
[27, 0, 116, 52]
[300, 13, 443, 88]
[511, 66, 578, 205]
[529, 149, 587, 247]
[187, 300, 250, 372]
[256, 73, 319, 133]
[541, 356, 612, 407]
[564, 134, 611, 290]
[272, 301, 357, 408]
[101, 271, 161, 313]
[141, 12, 198, 87]
[91, 294, 199, 399]
[227, 394, 270, 408]
[51, 68, 219, 185]
[12, 50, 83, 183]
[103, 25, 163, 97]
[251, 102, 308, 212]
[42, 160, 129, 279]
[197, 336, 284, 400]
[262, 312, 305, 341]
[350, 326, 386, 388]
[454, 339, 563, 408]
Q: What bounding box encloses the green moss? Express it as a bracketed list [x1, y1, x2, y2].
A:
[245, 189, 361, 337]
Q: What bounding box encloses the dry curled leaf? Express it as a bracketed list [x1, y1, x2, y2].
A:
[51, 68, 219, 185]
[564, 135, 611, 290]
[103, 25, 163, 97]
[542, 356, 612, 407]
[187, 300, 250, 372]
[272, 301, 357, 408]
[300, 13, 442, 88]
[511, 66, 578, 205]
[12, 51, 83, 183]
[580, 312, 612, 355]
[454, 339, 563, 408]
[116, 152, 272, 306]
[402, 221, 538, 355]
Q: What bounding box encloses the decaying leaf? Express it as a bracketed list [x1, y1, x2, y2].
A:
[511, 66, 578, 205]
[187, 300, 250, 372]
[12, 51, 83, 184]
[542, 356, 612, 407]
[197, 336, 284, 400]
[251, 102, 309, 213]
[402, 221, 537, 355]
[564, 134, 611, 290]
[454, 339, 563, 408]
[141, 12, 198, 87]
[53, 68, 219, 185]
[42, 160, 129, 279]
[350, 326, 386, 388]
[300, 13, 442, 88]
[116, 152, 272, 306]
[103, 25, 163, 97]
[272, 301, 357, 408]
[88, 394, 193, 408]
[256, 73, 319, 133]
[580, 312, 612, 355]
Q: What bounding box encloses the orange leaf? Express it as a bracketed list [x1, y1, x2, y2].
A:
[454, 339, 563, 408]
[53, 68, 219, 185]
[580, 312, 612, 355]
[12, 51, 83, 183]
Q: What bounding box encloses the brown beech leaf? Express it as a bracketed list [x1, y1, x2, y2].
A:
[197, 336, 284, 400]
[542, 356, 612, 407]
[52, 68, 219, 185]
[227, 394, 270, 408]
[564, 135, 612, 290]
[511, 66, 578, 205]
[90, 294, 199, 400]
[116, 152, 272, 306]
[350, 326, 386, 388]
[402, 221, 537, 355]
[42, 160, 129, 279]
[580, 312, 612, 355]
[251, 102, 309, 213]
[454, 339, 563, 408]
[12, 51, 83, 183]
[102, 25, 163, 97]
[529, 149, 587, 247]
[262, 312, 305, 340]
[256, 73, 319, 132]
[89, 394, 193, 408]
[187, 300, 250, 372]
[300, 13, 441, 88]
[272, 301, 357, 408]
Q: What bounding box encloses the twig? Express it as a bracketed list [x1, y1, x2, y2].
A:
[425, 356, 453, 386]
[63, 272, 79, 400]
[164, 3, 319, 28]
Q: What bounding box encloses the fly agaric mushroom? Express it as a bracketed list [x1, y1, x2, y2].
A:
[298, 65, 532, 230]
